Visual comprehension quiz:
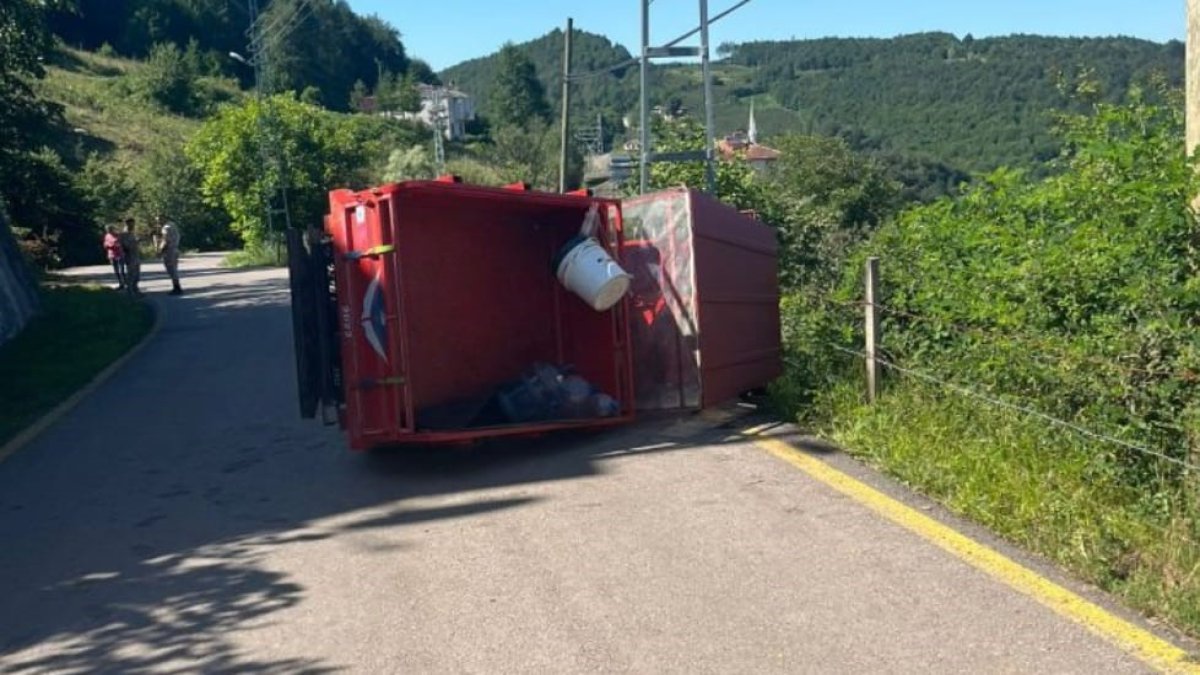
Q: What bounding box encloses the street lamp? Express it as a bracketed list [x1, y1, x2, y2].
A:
[229, 51, 249, 65]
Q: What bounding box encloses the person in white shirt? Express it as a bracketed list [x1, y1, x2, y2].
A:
[155, 215, 183, 295]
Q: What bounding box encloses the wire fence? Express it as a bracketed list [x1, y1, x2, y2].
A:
[792, 314, 1200, 553]
[810, 295, 1179, 380]
[817, 344, 1200, 475]
[783, 264, 1199, 480]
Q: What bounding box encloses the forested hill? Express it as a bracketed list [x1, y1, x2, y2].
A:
[444, 31, 1184, 175]
[46, 0, 433, 111]
[442, 29, 640, 128]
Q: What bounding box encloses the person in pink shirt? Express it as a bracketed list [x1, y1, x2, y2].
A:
[103, 224, 126, 290]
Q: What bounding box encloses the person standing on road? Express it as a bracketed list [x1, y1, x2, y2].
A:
[103, 224, 126, 291]
[156, 215, 183, 295]
[119, 218, 141, 296]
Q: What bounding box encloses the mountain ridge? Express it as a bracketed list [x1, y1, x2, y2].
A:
[441, 30, 1184, 175]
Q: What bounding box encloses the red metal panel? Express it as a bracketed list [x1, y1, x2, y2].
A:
[326, 188, 411, 449]
[326, 180, 634, 449]
[687, 190, 782, 406]
[621, 189, 702, 410]
[620, 188, 781, 410]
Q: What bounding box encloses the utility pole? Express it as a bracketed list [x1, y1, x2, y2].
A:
[559, 18, 574, 193]
[637, 0, 750, 195]
[432, 87, 446, 176]
[245, 0, 296, 256]
[639, 0, 651, 194]
[698, 0, 716, 194]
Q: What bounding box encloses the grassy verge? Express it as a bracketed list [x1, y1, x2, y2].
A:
[0, 285, 154, 447]
[221, 241, 286, 269]
[792, 374, 1200, 637]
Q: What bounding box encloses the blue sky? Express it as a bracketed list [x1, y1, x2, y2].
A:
[346, 0, 1184, 71]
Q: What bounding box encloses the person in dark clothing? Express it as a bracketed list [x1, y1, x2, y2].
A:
[119, 218, 141, 296]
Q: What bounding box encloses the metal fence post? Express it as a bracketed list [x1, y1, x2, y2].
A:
[865, 256, 880, 403]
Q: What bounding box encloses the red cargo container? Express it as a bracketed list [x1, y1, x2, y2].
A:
[289, 180, 635, 450]
[620, 188, 782, 411]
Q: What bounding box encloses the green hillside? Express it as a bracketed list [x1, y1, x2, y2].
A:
[37, 47, 236, 162]
[443, 29, 639, 136]
[441, 31, 1184, 175]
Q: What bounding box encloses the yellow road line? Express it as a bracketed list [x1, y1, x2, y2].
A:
[746, 426, 1199, 674]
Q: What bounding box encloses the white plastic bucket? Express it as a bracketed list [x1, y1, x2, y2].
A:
[555, 237, 632, 311]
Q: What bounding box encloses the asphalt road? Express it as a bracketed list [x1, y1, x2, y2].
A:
[0, 254, 1182, 673]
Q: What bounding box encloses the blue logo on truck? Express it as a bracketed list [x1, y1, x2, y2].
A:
[361, 272, 388, 362]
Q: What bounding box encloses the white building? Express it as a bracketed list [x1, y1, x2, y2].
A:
[398, 84, 476, 141]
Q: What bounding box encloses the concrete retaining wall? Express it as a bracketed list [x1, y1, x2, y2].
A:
[0, 211, 40, 346]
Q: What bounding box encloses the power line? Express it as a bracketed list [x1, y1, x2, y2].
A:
[661, 0, 752, 51]
[567, 0, 753, 82]
[249, 0, 313, 56]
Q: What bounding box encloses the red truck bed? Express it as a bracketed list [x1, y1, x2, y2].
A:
[287, 180, 782, 452]
[291, 180, 634, 450]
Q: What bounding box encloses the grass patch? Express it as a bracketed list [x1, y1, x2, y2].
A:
[0, 285, 154, 447]
[37, 56, 201, 162]
[35, 47, 243, 165]
[801, 375, 1200, 637]
[221, 240, 286, 269]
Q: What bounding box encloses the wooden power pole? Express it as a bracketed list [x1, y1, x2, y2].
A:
[558, 18, 573, 193]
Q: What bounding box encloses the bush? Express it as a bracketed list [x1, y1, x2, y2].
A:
[134, 42, 196, 115]
[134, 140, 236, 251]
[382, 145, 435, 182]
[779, 87, 1200, 636]
[5, 148, 97, 267]
[846, 89, 1200, 482]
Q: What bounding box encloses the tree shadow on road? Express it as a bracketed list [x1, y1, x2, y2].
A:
[0, 264, 783, 672]
[2, 542, 326, 674]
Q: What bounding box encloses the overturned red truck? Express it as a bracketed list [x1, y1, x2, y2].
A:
[286, 178, 781, 450]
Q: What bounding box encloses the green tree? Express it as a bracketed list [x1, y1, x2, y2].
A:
[0, 0, 61, 178]
[767, 134, 900, 290]
[186, 94, 359, 244]
[135, 42, 197, 114]
[0, 0, 94, 266]
[489, 43, 551, 130]
[77, 155, 136, 224]
[397, 72, 422, 114]
[300, 85, 323, 106]
[375, 71, 420, 115]
[488, 120, 564, 190]
[382, 145, 435, 182]
[187, 94, 425, 245]
[637, 116, 781, 220]
[134, 140, 236, 250]
[374, 69, 401, 112]
[407, 59, 439, 85]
